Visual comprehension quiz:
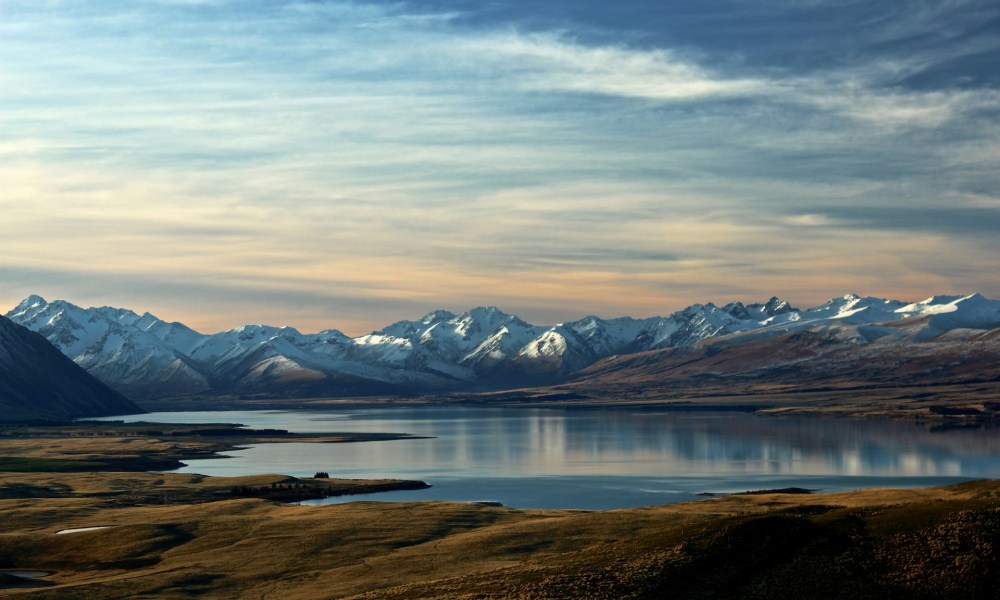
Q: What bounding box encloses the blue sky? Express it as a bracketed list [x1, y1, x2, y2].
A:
[1, 0, 998, 333]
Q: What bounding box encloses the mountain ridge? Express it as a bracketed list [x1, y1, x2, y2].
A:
[7, 292, 999, 401]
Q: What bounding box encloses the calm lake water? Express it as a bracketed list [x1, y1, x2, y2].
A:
[97, 407, 1000, 510]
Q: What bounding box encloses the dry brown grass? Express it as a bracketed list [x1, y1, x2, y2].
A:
[1, 477, 999, 598]
[3, 422, 1000, 598]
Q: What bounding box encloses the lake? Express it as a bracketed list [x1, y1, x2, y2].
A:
[96, 407, 1000, 510]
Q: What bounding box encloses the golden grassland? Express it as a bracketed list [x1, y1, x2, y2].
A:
[2, 474, 1000, 599]
[2, 421, 1000, 598]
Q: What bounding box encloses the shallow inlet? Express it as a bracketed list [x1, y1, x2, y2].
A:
[55, 526, 112, 535]
[0, 570, 52, 578]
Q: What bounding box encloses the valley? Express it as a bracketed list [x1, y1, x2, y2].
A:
[2, 291, 1000, 597]
[5, 0, 998, 595]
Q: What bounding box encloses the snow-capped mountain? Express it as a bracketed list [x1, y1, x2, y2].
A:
[376, 306, 544, 369]
[571, 293, 1000, 394]
[7, 295, 211, 397]
[5, 297, 474, 398]
[6, 292, 999, 400]
[0, 314, 142, 420]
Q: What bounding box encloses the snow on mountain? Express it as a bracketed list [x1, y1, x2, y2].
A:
[374, 306, 553, 377]
[722, 296, 797, 323]
[187, 324, 305, 369]
[6, 292, 999, 400]
[511, 325, 600, 378]
[632, 299, 796, 350]
[792, 294, 909, 325]
[897, 293, 1000, 326]
[407, 307, 534, 362]
[345, 333, 476, 383]
[564, 315, 654, 357]
[890, 293, 1000, 341]
[378, 310, 456, 339]
[6, 296, 210, 396]
[742, 293, 1000, 343]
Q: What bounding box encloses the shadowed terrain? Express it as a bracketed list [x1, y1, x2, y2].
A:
[1, 478, 999, 598]
[1, 421, 1000, 597]
[0, 316, 141, 422]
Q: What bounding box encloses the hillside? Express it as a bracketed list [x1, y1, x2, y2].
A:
[1, 470, 999, 598]
[0, 315, 142, 421]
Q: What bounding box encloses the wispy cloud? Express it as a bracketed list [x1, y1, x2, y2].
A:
[462, 32, 769, 101]
[0, 0, 998, 331]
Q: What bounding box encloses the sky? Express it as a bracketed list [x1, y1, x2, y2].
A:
[1, 0, 999, 335]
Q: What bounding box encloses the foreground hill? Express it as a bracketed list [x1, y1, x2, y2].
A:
[0, 315, 142, 421]
[1, 470, 999, 598]
[6, 293, 1000, 401]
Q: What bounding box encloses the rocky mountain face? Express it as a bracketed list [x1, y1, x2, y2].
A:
[570, 293, 1000, 394]
[7, 293, 999, 401]
[0, 314, 143, 421]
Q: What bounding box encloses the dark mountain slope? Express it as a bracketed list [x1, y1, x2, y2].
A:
[0, 316, 143, 421]
[568, 323, 1000, 395]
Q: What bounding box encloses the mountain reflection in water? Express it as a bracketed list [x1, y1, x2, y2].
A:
[98, 408, 1000, 509]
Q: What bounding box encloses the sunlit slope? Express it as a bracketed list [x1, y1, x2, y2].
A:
[2, 481, 999, 598]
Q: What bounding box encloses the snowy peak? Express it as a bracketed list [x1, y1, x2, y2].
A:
[7, 292, 1000, 400]
[638, 300, 775, 349]
[565, 315, 652, 357]
[314, 328, 352, 344]
[897, 292, 993, 316]
[767, 296, 791, 311]
[420, 309, 457, 324]
[13, 294, 48, 313]
[378, 309, 456, 338]
[758, 296, 797, 316]
[722, 301, 752, 320]
[454, 306, 525, 334]
[898, 294, 966, 312]
[796, 294, 909, 324]
[5, 297, 212, 397]
[383, 305, 539, 365]
[895, 293, 1000, 334]
[514, 325, 597, 374]
[229, 324, 303, 341]
[722, 297, 796, 322]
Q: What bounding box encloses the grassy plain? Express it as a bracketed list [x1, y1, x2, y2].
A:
[2, 414, 1000, 598]
[2, 472, 1000, 598]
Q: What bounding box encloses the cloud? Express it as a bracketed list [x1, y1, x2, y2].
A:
[463, 32, 769, 101]
[816, 205, 1000, 238]
[1, 0, 998, 330]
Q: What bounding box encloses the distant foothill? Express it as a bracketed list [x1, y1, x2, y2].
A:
[4, 292, 999, 402]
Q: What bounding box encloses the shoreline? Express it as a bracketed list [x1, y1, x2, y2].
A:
[1, 478, 998, 597]
[0, 421, 432, 506]
[2, 416, 999, 596]
[133, 381, 1000, 426]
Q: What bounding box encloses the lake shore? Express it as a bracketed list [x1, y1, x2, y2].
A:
[1, 465, 998, 598]
[136, 380, 1000, 424]
[2, 419, 1000, 597]
[0, 421, 431, 506]
[0, 420, 426, 472]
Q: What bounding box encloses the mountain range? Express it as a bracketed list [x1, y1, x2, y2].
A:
[6, 293, 1000, 401]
